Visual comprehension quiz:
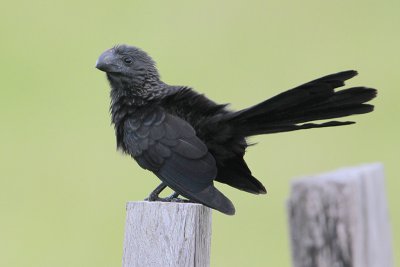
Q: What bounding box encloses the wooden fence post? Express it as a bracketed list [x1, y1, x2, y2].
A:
[287, 163, 393, 267]
[122, 201, 212, 267]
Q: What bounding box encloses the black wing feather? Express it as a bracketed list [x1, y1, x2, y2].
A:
[123, 107, 235, 215]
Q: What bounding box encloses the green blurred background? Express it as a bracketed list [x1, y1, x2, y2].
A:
[1, 0, 399, 266]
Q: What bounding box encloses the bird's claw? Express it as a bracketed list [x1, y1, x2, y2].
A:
[144, 196, 158, 201]
[165, 197, 189, 203]
[144, 190, 194, 203]
[144, 193, 160, 202]
[144, 195, 191, 203]
[144, 196, 187, 202]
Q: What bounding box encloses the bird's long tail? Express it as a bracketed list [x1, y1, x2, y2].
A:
[227, 70, 377, 137]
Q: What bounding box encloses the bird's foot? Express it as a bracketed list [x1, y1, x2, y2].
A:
[164, 197, 189, 203]
[144, 183, 168, 201]
[144, 192, 191, 203]
[144, 196, 160, 201]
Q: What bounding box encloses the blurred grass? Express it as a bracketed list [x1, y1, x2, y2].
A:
[0, 0, 399, 266]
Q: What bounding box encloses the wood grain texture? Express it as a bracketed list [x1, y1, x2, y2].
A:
[122, 201, 212, 267]
[287, 163, 393, 267]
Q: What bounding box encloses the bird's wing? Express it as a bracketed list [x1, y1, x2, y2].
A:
[123, 107, 235, 214]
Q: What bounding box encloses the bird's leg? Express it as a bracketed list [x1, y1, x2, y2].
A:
[164, 192, 180, 201]
[164, 192, 193, 203]
[145, 184, 190, 203]
[168, 192, 180, 199]
[145, 182, 167, 201]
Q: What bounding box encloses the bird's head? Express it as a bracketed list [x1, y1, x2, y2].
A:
[96, 45, 160, 86]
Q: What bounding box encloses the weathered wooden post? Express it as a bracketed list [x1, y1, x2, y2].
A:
[122, 201, 212, 267]
[287, 163, 393, 267]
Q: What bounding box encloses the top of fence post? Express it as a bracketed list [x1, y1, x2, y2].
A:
[122, 201, 212, 267]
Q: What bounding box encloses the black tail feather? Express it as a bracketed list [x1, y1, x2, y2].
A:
[227, 70, 377, 137]
[249, 121, 355, 135]
[216, 157, 267, 194]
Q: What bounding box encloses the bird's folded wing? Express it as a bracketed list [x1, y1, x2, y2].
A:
[123, 107, 217, 194]
[123, 107, 235, 214]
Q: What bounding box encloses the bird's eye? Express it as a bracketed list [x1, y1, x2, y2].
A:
[123, 57, 133, 64]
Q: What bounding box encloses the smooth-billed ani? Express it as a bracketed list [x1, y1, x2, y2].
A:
[96, 45, 376, 215]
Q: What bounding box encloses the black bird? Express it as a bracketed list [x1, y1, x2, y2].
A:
[96, 45, 377, 215]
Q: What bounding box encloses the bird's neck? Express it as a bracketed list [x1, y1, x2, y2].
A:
[107, 74, 168, 141]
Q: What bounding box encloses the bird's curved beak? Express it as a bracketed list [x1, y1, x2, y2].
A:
[95, 49, 119, 73]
